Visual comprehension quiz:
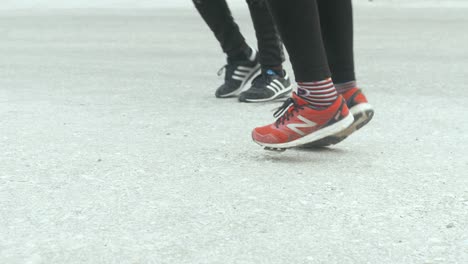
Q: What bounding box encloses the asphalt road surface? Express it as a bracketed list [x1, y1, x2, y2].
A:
[1, 4, 467, 264]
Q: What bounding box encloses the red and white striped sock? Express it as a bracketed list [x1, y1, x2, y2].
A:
[335, 80, 357, 94]
[297, 78, 338, 109]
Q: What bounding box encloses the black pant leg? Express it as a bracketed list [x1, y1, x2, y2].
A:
[318, 0, 355, 83]
[265, 0, 330, 81]
[246, 0, 284, 67]
[193, 0, 249, 58]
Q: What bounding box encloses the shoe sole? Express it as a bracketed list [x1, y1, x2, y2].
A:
[300, 103, 374, 148]
[216, 64, 262, 98]
[254, 113, 354, 151]
[239, 84, 293, 103]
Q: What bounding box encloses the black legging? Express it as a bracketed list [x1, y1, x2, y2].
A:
[193, 0, 284, 67]
[318, 0, 355, 83]
[266, 0, 355, 82]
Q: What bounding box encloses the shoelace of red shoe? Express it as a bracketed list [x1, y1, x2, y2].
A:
[274, 98, 305, 128]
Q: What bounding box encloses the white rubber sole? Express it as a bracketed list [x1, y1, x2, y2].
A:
[351, 102, 373, 117]
[299, 103, 374, 148]
[218, 64, 261, 98]
[254, 113, 355, 149]
[241, 84, 293, 103]
[337, 103, 374, 136]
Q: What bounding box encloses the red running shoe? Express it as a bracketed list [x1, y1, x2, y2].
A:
[252, 93, 354, 151]
[302, 88, 374, 148]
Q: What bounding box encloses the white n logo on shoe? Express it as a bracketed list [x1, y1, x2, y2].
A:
[287, 115, 317, 136]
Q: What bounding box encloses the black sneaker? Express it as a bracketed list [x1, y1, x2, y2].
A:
[215, 49, 261, 98]
[238, 69, 292, 103]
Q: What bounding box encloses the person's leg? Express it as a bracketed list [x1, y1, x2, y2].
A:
[252, 0, 353, 150]
[192, 0, 260, 98]
[265, 0, 342, 108]
[192, 0, 250, 60]
[239, 0, 292, 103]
[246, 0, 284, 70]
[305, 0, 373, 147]
[266, 0, 330, 82]
[317, 0, 356, 91]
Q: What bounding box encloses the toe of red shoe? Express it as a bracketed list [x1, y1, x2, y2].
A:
[252, 127, 280, 144]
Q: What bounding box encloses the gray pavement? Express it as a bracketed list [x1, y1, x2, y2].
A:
[1, 5, 467, 264]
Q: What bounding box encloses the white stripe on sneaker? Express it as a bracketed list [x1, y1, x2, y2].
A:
[272, 80, 285, 91]
[270, 82, 282, 92]
[267, 84, 279, 93]
[234, 70, 248, 77]
[232, 75, 245, 81]
[248, 48, 257, 61]
[266, 85, 278, 93]
[238, 66, 255, 71]
[235, 67, 251, 72]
